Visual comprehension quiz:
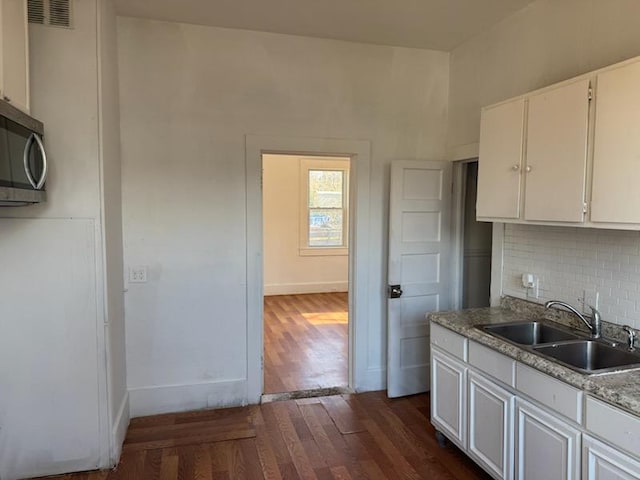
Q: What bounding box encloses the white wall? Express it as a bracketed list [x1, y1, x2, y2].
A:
[449, 0, 640, 327]
[0, 1, 126, 478]
[118, 17, 449, 415]
[263, 154, 348, 295]
[447, 0, 640, 159]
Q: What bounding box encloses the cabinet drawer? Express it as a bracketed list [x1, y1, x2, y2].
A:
[469, 341, 516, 387]
[585, 396, 640, 457]
[431, 323, 467, 361]
[515, 364, 582, 424]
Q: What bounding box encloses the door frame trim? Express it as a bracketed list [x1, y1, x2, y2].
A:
[245, 135, 371, 402]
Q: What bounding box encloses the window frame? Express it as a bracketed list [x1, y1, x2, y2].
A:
[299, 157, 350, 257]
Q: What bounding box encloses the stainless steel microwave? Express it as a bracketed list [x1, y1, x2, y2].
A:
[0, 99, 47, 206]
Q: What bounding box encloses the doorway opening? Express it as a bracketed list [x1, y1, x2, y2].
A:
[262, 154, 350, 396]
[457, 160, 492, 308]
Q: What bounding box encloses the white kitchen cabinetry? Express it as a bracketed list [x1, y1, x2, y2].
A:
[0, 0, 29, 113]
[477, 98, 525, 219]
[468, 371, 515, 480]
[591, 61, 640, 224]
[477, 80, 590, 223]
[582, 435, 640, 480]
[431, 348, 467, 449]
[524, 80, 590, 223]
[515, 398, 581, 480]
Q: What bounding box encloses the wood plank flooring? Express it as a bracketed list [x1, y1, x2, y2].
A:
[43, 392, 490, 480]
[264, 293, 348, 394]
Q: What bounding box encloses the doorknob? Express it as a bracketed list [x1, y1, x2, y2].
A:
[389, 285, 403, 299]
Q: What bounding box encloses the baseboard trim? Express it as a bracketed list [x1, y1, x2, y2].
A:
[264, 282, 348, 296]
[110, 392, 130, 465]
[128, 379, 247, 418]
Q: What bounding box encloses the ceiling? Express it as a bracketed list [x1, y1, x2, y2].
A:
[114, 0, 536, 51]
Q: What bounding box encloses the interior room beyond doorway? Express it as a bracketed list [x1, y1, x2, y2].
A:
[262, 154, 351, 395]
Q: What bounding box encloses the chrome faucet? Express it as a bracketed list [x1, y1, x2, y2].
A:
[545, 300, 602, 339]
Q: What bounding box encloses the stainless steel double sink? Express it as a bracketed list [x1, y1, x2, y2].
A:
[479, 321, 640, 375]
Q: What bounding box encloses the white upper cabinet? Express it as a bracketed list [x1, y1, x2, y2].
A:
[0, 0, 29, 113]
[476, 54, 640, 230]
[477, 98, 525, 219]
[477, 81, 590, 223]
[524, 80, 590, 223]
[591, 61, 640, 224]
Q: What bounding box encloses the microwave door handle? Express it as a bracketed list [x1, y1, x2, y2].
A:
[23, 133, 38, 189]
[32, 133, 48, 190]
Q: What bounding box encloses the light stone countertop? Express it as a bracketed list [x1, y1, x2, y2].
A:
[428, 298, 640, 417]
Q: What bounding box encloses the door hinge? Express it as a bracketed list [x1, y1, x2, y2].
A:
[588, 87, 594, 102]
[583, 202, 588, 214]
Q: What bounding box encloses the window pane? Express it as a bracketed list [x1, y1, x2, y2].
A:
[309, 170, 343, 208]
[309, 209, 343, 246]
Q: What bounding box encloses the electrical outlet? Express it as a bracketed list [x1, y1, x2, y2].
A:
[129, 266, 148, 283]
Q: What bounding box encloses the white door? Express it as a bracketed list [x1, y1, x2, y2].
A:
[477, 98, 525, 219]
[524, 79, 590, 222]
[431, 349, 467, 449]
[591, 61, 640, 224]
[515, 399, 581, 480]
[387, 160, 452, 398]
[583, 435, 640, 480]
[468, 372, 515, 480]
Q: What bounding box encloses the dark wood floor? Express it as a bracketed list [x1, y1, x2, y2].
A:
[45, 391, 489, 480]
[264, 293, 348, 394]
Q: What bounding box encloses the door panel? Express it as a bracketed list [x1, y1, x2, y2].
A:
[431, 349, 467, 449]
[515, 399, 580, 480]
[477, 98, 525, 219]
[468, 372, 515, 480]
[387, 160, 452, 397]
[524, 79, 589, 222]
[591, 61, 640, 224]
[583, 435, 640, 480]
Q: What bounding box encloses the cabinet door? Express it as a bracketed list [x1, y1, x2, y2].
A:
[583, 435, 640, 480]
[0, 0, 29, 113]
[431, 348, 467, 449]
[477, 98, 525, 219]
[524, 80, 590, 222]
[591, 61, 640, 224]
[468, 371, 515, 480]
[515, 399, 581, 480]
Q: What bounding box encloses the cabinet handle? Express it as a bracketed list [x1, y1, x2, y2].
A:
[512, 165, 520, 171]
[526, 165, 532, 173]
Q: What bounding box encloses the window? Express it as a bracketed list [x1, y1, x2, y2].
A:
[299, 158, 349, 256]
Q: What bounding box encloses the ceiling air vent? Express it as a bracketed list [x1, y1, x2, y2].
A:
[28, 0, 72, 28]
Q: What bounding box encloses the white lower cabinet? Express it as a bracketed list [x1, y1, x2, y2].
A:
[430, 330, 640, 480]
[468, 371, 515, 480]
[515, 398, 581, 480]
[582, 435, 640, 480]
[431, 348, 467, 449]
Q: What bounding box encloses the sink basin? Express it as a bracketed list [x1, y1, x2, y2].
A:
[533, 341, 640, 374]
[482, 321, 582, 346]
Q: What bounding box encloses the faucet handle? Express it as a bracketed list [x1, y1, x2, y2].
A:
[622, 325, 636, 351]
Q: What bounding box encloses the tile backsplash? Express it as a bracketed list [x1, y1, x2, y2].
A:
[502, 224, 640, 329]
